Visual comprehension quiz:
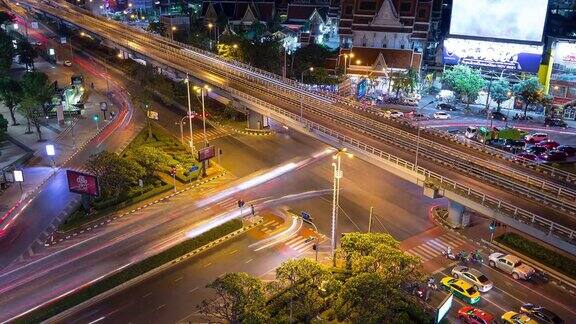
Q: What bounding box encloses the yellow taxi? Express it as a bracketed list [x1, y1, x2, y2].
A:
[440, 276, 481, 304]
[501, 311, 538, 324]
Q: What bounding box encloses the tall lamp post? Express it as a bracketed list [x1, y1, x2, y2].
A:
[171, 26, 176, 40]
[175, 115, 188, 144]
[340, 52, 354, 76]
[331, 148, 353, 265]
[415, 100, 435, 169]
[193, 85, 211, 146]
[184, 75, 195, 155]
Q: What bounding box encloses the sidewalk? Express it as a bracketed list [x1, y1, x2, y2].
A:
[0, 58, 113, 220]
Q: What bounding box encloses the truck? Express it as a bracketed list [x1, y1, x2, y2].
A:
[465, 126, 527, 143]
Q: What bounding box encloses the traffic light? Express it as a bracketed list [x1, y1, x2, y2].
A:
[170, 167, 176, 176]
[489, 220, 502, 232]
[312, 244, 317, 251]
[92, 114, 100, 122]
[237, 199, 245, 208]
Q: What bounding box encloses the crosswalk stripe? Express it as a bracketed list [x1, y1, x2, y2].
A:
[444, 233, 468, 245]
[410, 247, 431, 261]
[284, 236, 303, 245]
[291, 239, 312, 251]
[424, 240, 445, 252]
[294, 243, 313, 253]
[260, 220, 277, 228]
[436, 236, 460, 248]
[287, 237, 308, 248]
[419, 243, 440, 255]
[426, 239, 448, 250]
[413, 245, 435, 258]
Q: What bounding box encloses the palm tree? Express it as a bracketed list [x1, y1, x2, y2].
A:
[0, 76, 22, 125]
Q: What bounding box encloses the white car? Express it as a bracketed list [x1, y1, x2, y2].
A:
[451, 266, 493, 292]
[433, 111, 451, 119]
[389, 111, 404, 118]
[488, 253, 535, 280]
[63, 60, 72, 67]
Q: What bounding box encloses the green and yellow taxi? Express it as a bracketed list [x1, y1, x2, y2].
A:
[501, 311, 538, 324]
[440, 276, 481, 304]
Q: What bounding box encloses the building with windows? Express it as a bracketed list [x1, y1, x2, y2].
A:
[546, 38, 576, 119]
[202, 0, 276, 27]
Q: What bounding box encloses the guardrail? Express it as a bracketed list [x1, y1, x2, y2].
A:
[23, 0, 576, 245]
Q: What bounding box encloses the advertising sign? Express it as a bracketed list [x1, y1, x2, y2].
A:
[552, 41, 576, 82]
[356, 78, 367, 99]
[197, 146, 215, 162]
[443, 38, 543, 73]
[66, 170, 100, 196]
[435, 293, 453, 323]
[450, 0, 548, 42]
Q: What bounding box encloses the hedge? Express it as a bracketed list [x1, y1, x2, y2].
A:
[496, 232, 576, 280]
[18, 218, 243, 323]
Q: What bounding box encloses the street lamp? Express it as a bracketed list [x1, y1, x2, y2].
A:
[171, 26, 177, 40]
[341, 52, 354, 76]
[193, 85, 211, 146]
[301, 212, 320, 262]
[415, 100, 435, 170]
[175, 115, 188, 144]
[331, 148, 353, 266]
[184, 76, 196, 155]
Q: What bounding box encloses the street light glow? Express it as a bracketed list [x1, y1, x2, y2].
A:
[208, 23, 213, 29]
[46, 144, 55, 156]
[171, 26, 177, 31]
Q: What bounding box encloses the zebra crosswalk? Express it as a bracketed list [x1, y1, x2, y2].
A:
[283, 234, 321, 254]
[404, 231, 469, 262]
[259, 219, 282, 234]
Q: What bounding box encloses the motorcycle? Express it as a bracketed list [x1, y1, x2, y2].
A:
[457, 251, 470, 263]
[427, 277, 438, 291]
[470, 250, 483, 264]
[442, 247, 457, 260]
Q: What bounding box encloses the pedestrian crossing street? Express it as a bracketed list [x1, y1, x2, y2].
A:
[185, 126, 231, 144]
[404, 231, 469, 262]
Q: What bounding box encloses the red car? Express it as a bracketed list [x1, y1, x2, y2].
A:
[536, 140, 560, 150]
[458, 306, 494, 324]
[541, 150, 568, 162]
[525, 133, 548, 144]
[515, 152, 538, 161]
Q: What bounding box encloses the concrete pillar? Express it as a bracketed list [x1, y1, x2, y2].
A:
[246, 109, 265, 130]
[447, 201, 465, 228]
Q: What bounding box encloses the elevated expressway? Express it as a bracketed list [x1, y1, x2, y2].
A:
[9, 0, 576, 253]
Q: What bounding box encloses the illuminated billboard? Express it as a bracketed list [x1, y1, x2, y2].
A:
[197, 146, 215, 162]
[552, 41, 576, 82]
[66, 170, 100, 196]
[450, 0, 548, 42]
[443, 38, 543, 73]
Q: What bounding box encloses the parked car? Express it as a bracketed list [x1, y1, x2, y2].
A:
[490, 111, 508, 121]
[515, 152, 538, 161]
[63, 60, 72, 67]
[501, 311, 538, 324]
[556, 145, 576, 156]
[440, 276, 481, 304]
[488, 139, 524, 152]
[402, 98, 419, 106]
[520, 304, 564, 324]
[410, 112, 429, 120]
[457, 306, 494, 324]
[389, 111, 404, 118]
[525, 132, 548, 143]
[433, 111, 451, 119]
[541, 150, 568, 162]
[436, 102, 457, 111]
[536, 139, 560, 150]
[525, 145, 547, 156]
[544, 118, 567, 128]
[451, 266, 493, 292]
[488, 253, 535, 280]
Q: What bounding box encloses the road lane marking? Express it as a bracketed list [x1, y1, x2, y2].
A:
[203, 262, 212, 268]
[142, 292, 151, 298]
[174, 276, 183, 282]
[87, 316, 106, 324]
[189, 287, 199, 293]
[245, 258, 253, 263]
[229, 249, 238, 255]
[156, 304, 166, 311]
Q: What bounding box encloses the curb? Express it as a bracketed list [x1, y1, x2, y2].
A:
[47, 171, 228, 245]
[232, 128, 274, 136]
[45, 218, 263, 323]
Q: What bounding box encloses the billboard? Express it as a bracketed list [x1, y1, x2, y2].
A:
[197, 146, 215, 162]
[357, 78, 367, 99]
[552, 41, 576, 82]
[66, 170, 100, 196]
[443, 38, 543, 73]
[450, 0, 548, 43]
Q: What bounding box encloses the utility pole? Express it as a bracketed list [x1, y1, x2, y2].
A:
[368, 206, 373, 233]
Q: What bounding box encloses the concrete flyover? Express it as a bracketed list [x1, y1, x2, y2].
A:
[8, 0, 576, 254]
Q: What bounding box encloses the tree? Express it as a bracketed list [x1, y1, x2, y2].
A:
[512, 77, 545, 118]
[0, 12, 14, 27]
[198, 272, 269, 324]
[0, 76, 22, 125]
[390, 71, 413, 98]
[292, 44, 333, 77]
[217, 42, 245, 62]
[146, 21, 166, 35]
[86, 151, 145, 199]
[269, 258, 331, 322]
[244, 39, 281, 74]
[0, 31, 15, 72]
[16, 38, 38, 71]
[442, 65, 486, 111]
[127, 146, 171, 176]
[0, 113, 8, 142]
[489, 78, 511, 112]
[18, 72, 55, 140]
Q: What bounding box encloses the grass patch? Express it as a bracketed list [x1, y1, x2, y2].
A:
[495, 232, 576, 280]
[18, 219, 243, 323]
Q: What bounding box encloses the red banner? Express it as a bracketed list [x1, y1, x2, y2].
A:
[66, 170, 100, 196]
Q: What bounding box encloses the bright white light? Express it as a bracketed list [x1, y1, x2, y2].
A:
[46, 144, 55, 156]
[14, 170, 24, 182]
[49, 48, 55, 55]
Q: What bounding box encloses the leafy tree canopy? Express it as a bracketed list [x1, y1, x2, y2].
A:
[442, 65, 486, 107]
[489, 78, 511, 110]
